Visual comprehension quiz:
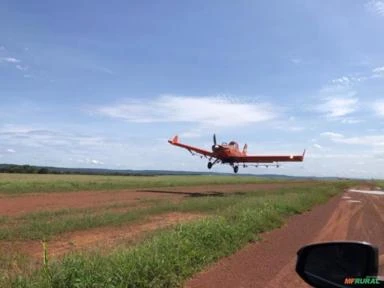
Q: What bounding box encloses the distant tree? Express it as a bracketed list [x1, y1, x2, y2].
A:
[37, 168, 49, 174]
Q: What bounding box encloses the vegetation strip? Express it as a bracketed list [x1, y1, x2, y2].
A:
[0, 187, 281, 241]
[0, 174, 301, 195]
[2, 182, 351, 287]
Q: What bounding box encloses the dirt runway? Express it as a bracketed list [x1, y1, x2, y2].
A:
[0, 182, 311, 216]
[186, 188, 384, 288]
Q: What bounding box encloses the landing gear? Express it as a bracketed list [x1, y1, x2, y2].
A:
[207, 159, 219, 170]
[233, 165, 239, 173]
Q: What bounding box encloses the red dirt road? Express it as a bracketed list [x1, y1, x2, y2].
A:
[0, 182, 311, 216]
[185, 189, 384, 288]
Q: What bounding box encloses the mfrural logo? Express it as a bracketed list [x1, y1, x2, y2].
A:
[344, 276, 380, 285]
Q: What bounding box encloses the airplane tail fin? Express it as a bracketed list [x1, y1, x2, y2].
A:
[168, 135, 179, 144]
[243, 144, 248, 155]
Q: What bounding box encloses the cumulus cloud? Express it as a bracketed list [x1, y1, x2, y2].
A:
[372, 66, 384, 78]
[372, 100, 384, 116]
[317, 97, 359, 118]
[331, 76, 351, 86]
[365, 0, 384, 16]
[179, 130, 203, 138]
[321, 131, 384, 146]
[313, 144, 323, 150]
[0, 125, 106, 149]
[321, 132, 344, 138]
[315, 77, 360, 119]
[341, 118, 362, 124]
[15, 64, 28, 71]
[75, 158, 104, 165]
[373, 66, 384, 73]
[97, 95, 277, 127]
[0, 57, 20, 63]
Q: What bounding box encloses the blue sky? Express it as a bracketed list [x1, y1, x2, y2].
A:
[1, 0, 384, 178]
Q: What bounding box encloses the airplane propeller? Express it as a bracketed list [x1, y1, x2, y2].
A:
[212, 133, 219, 151]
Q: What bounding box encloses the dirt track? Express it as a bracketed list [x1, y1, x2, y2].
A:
[0, 182, 310, 216]
[5, 212, 204, 262]
[186, 189, 384, 288]
[0, 182, 311, 263]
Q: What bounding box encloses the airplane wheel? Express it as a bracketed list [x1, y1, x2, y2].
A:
[207, 162, 213, 169]
[233, 166, 239, 173]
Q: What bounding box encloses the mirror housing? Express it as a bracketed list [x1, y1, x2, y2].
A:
[296, 241, 379, 288]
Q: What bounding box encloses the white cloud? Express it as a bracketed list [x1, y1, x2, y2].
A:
[341, 118, 362, 124]
[0, 57, 20, 63]
[321, 131, 384, 146]
[6, 148, 15, 153]
[331, 76, 351, 86]
[307, 153, 369, 159]
[330, 75, 368, 86]
[179, 130, 203, 138]
[97, 95, 277, 127]
[372, 100, 384, 116]
[313, 144, 323, 150]
[317, 97, 359, 118]
[286, 126, 305, 131]
[316, 77, 360, 119]
[290, 58, 302, 64]
[372, 66, 384, 78]
[321, 132, 344, 138]
[373, 66, 384, 73]
[365, 0, 384, 16]
[0, 125, 107, 149]
[76, 158, 104, 165]
[15, 64, 28, 71]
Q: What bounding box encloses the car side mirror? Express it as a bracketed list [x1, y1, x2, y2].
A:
[296, 241, 380, 288]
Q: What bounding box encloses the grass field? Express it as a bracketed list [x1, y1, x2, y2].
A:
[0, 173, 295, 195]
[0, 174, 361, 287]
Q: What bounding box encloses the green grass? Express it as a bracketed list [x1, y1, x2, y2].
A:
[1, 181, 354, 288]
[0, 187, 288, 241]
[0, 182, 349, 241]
[0, 173, 304, 195]
[374, 180, 384, 190]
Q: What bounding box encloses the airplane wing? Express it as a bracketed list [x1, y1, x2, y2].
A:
[234, 150, 306, 163]
[168, 135, 214, 158]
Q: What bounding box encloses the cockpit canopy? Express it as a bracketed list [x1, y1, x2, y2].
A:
[228, 141, 239, 149]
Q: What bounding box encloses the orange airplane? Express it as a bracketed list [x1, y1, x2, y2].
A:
[168, 134, 305, 173]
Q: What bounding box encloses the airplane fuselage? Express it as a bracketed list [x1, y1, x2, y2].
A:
[211, 142, 245, 164]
